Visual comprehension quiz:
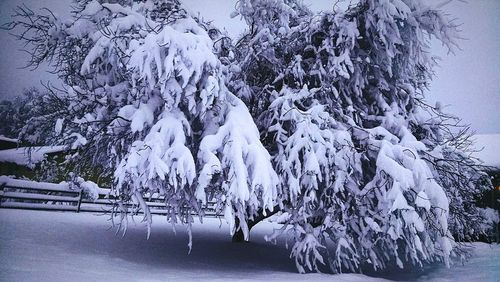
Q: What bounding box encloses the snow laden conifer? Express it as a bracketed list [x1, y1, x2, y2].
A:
[7, 0, 278, 242]
[233, 0, 492, 273]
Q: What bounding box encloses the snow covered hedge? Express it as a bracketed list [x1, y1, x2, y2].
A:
[6, 0, 495, 274]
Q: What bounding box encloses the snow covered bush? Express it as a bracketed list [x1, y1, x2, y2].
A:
[71, 176, 101, 201]
[7, 0, 494, 275]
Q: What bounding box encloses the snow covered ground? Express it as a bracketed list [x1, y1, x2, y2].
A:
[0, 146, 67, 168]
[0, 210, 499, 282]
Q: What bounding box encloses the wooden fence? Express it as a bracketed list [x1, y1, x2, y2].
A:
[0, 176, 217, 216]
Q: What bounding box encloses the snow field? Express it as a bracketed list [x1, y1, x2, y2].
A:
[1, 210, 499, 282]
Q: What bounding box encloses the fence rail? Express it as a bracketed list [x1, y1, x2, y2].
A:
[0, 176, 218, 217]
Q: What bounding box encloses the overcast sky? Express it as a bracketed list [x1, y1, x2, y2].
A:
[0, 0, 498, 134]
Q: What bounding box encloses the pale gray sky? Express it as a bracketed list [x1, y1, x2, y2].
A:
[0, 0, 499, 133]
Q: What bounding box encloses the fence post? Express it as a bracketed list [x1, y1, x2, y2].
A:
[0, 182, 5, 207]
[76, 189, 83, 213]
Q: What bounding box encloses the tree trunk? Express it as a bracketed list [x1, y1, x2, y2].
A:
[231, 207, 280, 243]
[232, 222, 246, 242]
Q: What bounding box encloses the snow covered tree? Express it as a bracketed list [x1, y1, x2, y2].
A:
[7, 0, 494, 275]
[6, 0, 278, 242]
[232, 0, 493, 273]
[0, 87, 49, 141]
